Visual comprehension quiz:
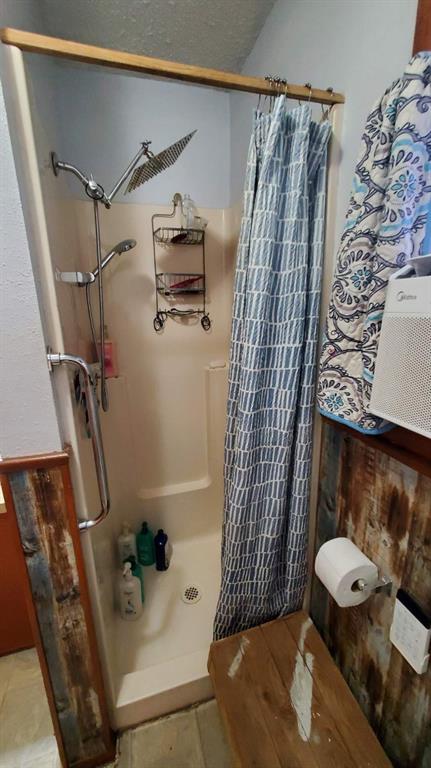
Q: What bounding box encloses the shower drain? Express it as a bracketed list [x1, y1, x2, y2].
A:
[181, 584, 202, 604]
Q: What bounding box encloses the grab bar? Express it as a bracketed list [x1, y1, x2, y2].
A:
[47, 351, 110, 531]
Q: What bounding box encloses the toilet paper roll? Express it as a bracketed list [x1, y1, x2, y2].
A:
[315, 537, 378, 607]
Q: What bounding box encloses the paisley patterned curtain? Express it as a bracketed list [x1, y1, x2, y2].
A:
[318, 52, 431, 434]
[214, 98, 330, 639]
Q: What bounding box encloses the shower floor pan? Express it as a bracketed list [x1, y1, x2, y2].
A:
[113, 531, 221, 729]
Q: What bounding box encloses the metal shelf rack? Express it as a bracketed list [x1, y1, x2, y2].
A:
[151, 195, 211, 332]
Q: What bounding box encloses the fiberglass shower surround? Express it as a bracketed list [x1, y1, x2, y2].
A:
[2, 25, 345, 727]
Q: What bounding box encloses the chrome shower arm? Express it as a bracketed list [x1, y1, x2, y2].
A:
[105, 142, 152, 205]
[50, 152, 109, 206]
[52, 157, 89, 186]
[47, 351, 110, 531]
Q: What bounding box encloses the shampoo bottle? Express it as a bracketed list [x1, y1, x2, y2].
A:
[118, 562, 142, 621]
[123, 555, 145, 602]
[118, 523, 137, 564]
[154, 529, 169, 571]
[137, 522, 156, 566]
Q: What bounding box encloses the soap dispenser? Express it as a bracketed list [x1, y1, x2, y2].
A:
[123, 555, 145, 602]
[118, 562, 142, 621]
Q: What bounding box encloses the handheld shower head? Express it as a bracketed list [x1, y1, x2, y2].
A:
[92, 239, 136, 278]
[116, 239, 137, 254]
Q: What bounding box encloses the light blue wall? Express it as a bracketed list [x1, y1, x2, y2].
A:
[229, 0, 418, 237]
[41, 63, 231, 209]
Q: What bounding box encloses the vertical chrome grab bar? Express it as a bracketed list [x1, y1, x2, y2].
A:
[47, 352, 110, 531]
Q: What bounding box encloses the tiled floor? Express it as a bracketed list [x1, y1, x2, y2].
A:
[116, 701, 232, 768]
[0, 649, 231, 768]
[0, 648, 60, 768]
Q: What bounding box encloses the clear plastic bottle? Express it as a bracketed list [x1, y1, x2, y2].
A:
[181, 194, 198, 229]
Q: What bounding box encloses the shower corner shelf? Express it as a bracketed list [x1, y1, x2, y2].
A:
[154, 226, 204, 246]
[151, 199, 211, 333]
[156, 273, 205, 297]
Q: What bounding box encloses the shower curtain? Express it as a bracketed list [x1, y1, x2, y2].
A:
[214, 98, 331, 639]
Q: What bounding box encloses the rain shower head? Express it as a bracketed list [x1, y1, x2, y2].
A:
[126, 130, 197, 194]
[92, 239, 137, 278]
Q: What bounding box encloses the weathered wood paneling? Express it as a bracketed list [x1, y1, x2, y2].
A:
[311, 423, 431, 768]
[4, 460, 115, 768]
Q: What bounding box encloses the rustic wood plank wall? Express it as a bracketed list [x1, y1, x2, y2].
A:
[311, 422, 431, 768]
[413, 0, 431, 54]
[2, 454, 116, 768]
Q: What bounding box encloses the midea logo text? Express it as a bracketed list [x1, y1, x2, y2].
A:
[396, 290, 417, 302]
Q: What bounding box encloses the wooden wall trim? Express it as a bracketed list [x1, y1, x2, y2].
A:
[1, 475, 68, 766]
[0, 27, 344, 105]
[321, 417, 431, 479]
[2, 454, 116, 768]
[413, 0, 431, 54]
[0, 450, 70, 472]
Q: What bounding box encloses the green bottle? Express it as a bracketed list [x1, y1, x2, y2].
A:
[123, 555, 144, 602]
[136, 522, 156, 566]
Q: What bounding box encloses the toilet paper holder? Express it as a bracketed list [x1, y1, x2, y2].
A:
[315, 538, 393, 608]
[351, 573, 392, 596]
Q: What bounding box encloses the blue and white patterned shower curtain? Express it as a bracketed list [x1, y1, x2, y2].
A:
[214, 98, 330, 639]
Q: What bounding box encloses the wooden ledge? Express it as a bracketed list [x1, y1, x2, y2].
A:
[209, 611, 391, 768]
[321, 416, 431, 479]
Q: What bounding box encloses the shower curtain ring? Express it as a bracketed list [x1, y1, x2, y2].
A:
[321, 102, 331, 121]
[305, 83, 313, 102]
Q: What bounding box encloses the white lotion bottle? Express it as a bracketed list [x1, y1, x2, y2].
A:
[118, 522, 137, 564]
[118, 563, 143, 621]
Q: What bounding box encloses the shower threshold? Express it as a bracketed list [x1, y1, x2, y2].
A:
[112, 531, 221, 729]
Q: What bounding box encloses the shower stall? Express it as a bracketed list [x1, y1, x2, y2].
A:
[1, 39, 342, 731]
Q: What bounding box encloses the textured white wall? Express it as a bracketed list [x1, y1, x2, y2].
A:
[0, 0, 275, 72]
[0, 80, 61, 456]
[229, 0, 418, 236]
[48, 63, 231, 209]
[0, 0, 61, 458]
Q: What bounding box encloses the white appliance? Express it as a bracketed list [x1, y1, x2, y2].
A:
[370, 257, 431, 439]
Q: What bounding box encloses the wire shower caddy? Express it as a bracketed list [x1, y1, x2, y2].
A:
[151, 194, 211, 331]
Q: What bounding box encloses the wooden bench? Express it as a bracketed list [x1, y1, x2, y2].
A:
[208, 610, 391, 767]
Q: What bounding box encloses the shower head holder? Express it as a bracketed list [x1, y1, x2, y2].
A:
[55, 268, 95, 286]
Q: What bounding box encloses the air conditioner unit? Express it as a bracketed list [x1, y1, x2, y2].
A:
[369, 257, 431, 439]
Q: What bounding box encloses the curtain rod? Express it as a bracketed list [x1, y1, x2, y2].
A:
[0, 28, 344, 106]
